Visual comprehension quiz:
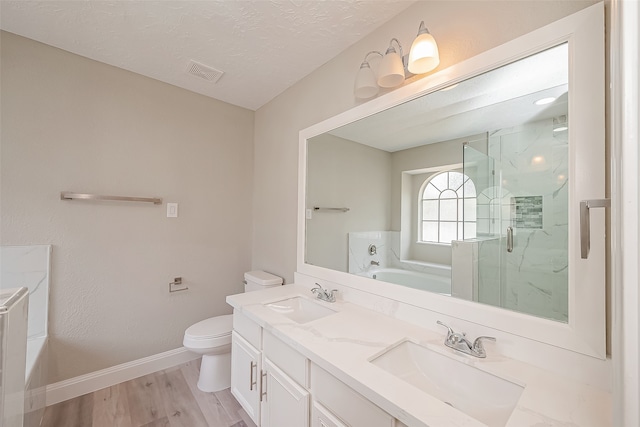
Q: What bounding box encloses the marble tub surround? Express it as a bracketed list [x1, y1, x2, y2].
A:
[0, 245, 51, 340]
[348, 231, 393, 274]
[349, 231, 452, 277]
[227, 284, 610, 427]
[1, 245, 51, 427]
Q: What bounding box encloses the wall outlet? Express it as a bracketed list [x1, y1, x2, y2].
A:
[167, 203, 178, 218]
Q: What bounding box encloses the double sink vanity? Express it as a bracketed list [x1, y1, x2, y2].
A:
[227, 4, 611, 427]
[226, 284, 609, 427]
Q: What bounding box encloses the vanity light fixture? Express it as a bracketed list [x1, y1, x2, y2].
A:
[354, 20, 440, 99]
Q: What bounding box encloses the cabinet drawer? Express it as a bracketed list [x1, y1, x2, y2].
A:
[312, 401, 349, 427]
[233, 310, 262, 349]
[263, 330, 308, 388]
[311, 364, 394, 427]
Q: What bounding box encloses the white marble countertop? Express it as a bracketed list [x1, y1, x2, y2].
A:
[227, 284, 611, 427]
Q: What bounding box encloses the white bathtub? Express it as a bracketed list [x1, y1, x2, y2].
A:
[367, 268, 451, 295]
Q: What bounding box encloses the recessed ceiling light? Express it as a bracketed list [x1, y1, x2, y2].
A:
[534, 97, 556, 106]
[531, 155, 546, 165]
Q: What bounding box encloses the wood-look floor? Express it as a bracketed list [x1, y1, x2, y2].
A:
[42, 359, 257, 427]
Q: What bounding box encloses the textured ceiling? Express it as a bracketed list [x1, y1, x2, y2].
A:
[0, 1, 414, 111]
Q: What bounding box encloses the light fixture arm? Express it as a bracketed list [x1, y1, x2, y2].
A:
[361, 50, 383, 65]
[387, 38, 404, 59]
[416, 21, 430, 36]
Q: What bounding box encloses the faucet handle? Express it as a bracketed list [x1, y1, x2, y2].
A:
[472, 336, 496, 356]
[436, 320, 455, 336]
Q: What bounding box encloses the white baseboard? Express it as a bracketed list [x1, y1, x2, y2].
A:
[45, 347, 200, 406]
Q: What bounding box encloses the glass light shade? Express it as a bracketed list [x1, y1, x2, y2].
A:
[354, 63, 379, 99]
[377, 50, 405, 88]
[408, 32, 440, 74]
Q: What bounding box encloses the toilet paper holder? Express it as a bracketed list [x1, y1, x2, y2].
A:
[169, 277, 188, 293]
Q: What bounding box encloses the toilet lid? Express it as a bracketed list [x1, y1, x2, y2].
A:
[185, 314, 233, 339]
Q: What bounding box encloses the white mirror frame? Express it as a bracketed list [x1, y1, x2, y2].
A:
[298, 4, 605, 359]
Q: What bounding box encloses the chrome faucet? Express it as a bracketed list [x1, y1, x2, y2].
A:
[370, 260, 380, 266]
[437, 321, 496, 358]
[311, 283, 337, 303]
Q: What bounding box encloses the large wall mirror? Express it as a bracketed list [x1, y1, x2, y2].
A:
[298, 4, 605, 358]
[307, 42, 569, 322]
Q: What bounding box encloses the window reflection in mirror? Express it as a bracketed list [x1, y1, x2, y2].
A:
[306, 43, 569, 322]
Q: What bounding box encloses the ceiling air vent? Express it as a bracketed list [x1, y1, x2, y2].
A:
[186, 60, 224, 83]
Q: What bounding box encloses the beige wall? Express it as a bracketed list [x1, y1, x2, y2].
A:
[252, 1, 596, 284]
[306, 134, 391, 272]
[0, 32, 255, 383]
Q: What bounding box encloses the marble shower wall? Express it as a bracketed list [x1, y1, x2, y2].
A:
[477, 117, 568, 322]
[0, 245, 51, 339]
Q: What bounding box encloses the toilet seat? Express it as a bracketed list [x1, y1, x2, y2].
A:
[183, 314, 233, 350]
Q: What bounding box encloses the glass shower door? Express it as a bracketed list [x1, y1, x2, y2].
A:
[489, 124, 569, 322]
[463, 144, 506, 308]
[463, 121, 570, 323]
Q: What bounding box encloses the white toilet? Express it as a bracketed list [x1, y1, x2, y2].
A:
[183, 270, 283, 392]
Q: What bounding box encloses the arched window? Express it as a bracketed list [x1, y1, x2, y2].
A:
[419, 171, 477, 244]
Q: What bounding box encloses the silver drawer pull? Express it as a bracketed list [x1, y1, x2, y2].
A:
[260, 371, 267, 401]
[249, 361, 257, 390]
[580, 199, 610, 259]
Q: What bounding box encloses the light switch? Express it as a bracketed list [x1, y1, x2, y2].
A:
[167, 203, 178, 218]
[306, 209, 313, 219]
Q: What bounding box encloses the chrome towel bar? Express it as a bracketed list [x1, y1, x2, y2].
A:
[313, 206, 350, 212]
[61, 192, 162, 205]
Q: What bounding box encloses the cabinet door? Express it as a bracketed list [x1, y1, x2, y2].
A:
[231, 331, 261, 425]
[311, 401, 348, 427]
[261, 358, 309, 427]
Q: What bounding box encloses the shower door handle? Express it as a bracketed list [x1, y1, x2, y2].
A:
[580, 199, 610, 259]
[506, 226, 514, 253]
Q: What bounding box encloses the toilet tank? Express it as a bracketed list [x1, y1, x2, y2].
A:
[244, 270, 283, 292]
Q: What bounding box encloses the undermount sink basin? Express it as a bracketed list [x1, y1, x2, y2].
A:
[371, 341, 524, 427]
[264, 296, 338, 323]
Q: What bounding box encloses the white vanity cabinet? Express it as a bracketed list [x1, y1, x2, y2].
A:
[231, 310, 404, 427]
[231, 311, 263, 424]
[261, 329, 310, 427]
[231, 311, 310, 427]
[231, 331, 261, 423]
[261, 358, 309, 427]
[312, 401, 349, 427]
